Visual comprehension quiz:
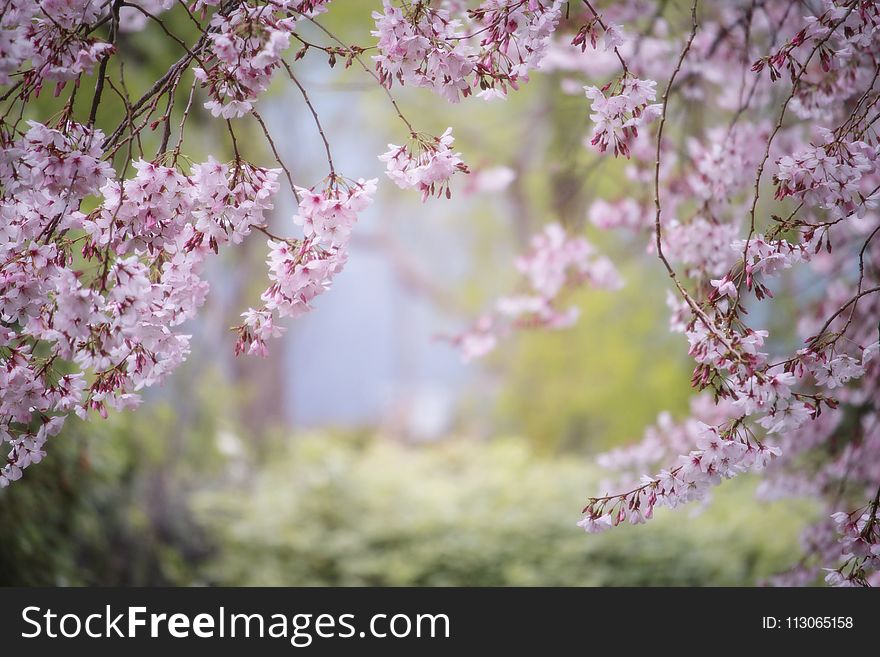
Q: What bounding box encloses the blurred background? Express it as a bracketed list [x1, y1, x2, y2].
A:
[0, 3, 814, 586]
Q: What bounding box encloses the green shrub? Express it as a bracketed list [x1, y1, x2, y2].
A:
[194, 434, 814, 586]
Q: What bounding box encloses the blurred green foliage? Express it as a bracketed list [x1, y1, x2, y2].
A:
[0, 379, 230, 586]
[0, 410, 813, 586]
[497, 262, 692, 454]
[194, 433, 812, 586]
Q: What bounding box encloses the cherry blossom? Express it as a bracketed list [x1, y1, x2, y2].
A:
[584, 78, 662, 158]
[372, 0, 564, 102]
[235, 178, 377, 355]
[1, 112, 282, 487]
[379, 128, 469, 201]
[449, 222, 621, 360]
[372, 0, 474, 103]
[774, 132, 879, 220]
[194, 2, 298, 118]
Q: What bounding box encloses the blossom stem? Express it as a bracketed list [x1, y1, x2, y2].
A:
[282, 60, 336, 177]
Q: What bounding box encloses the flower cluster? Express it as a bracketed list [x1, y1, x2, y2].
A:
[1, 118, 280, 487]
[379, 128, 469, 201]
[580, 421, 781, 532]
[194, 2, 298, 118]
[0, 1, 39, 85]
[11, 0, 114, 91]
[751, 1, 868, 84]
[686, 125, 772, 212]
[753, 0, 880, 125]
[449, 222, 621, 361]
[732, 235, 812, 297]
[371, 0, 563, 102]
[595, 394, 740, 487]
[571, 17, 625, 54]
[235, 178, 377, 356]
[467, 0, 564, 98]
[584, 78, 662, 158]
[588, 198, 647, 232]
[371, 0, 474, 103]
[774, 133, 879, 220]
[824, 508, 880, 586]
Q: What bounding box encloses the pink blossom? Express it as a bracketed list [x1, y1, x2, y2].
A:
[372, 0, 563, 102]
[379, 128, 469, 201]
[585, 78, 662, 158]
[194, 4, 297, 118]
[236, 178, 377, 351]
[449, 223, 621, 360]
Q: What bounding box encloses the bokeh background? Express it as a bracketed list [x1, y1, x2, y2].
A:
[0, 3, 814, 586]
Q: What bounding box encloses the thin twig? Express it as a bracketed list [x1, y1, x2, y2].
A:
[738, 3, 859, 292]
[653, 1, 715, 337]
[282, 60, 336, 177]
[251, 108, 301, 203]
[303, 16, 416, 134]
